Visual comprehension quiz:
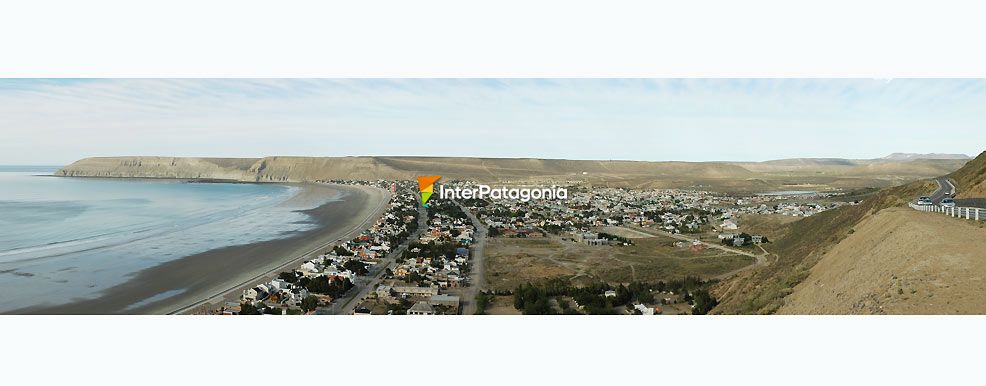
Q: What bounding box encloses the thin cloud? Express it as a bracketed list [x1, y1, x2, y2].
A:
[0, 79, 984, 164]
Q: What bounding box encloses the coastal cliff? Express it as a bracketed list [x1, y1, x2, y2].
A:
[57, 155, 969, 188]
[57, 156, 438, 182]
[56, 157, 260, 180]
[56, 156, 761, 184]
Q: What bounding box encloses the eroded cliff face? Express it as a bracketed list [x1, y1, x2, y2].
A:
[56, 157, 261, 180]
[57, 156, 418, 182]
[56, 155, 765, 183]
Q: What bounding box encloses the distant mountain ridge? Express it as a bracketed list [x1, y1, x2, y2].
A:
[55, 156, 758, 183]
[56, 154, 972, 191]
[880, 153, 970, 160]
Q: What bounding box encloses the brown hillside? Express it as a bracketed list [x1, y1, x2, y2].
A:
[951, 151, 986, 198]
[711, 179, 936, 314]
[57, 155, 963, 191]
[57, 156, 759, 183]
[778, 207, 986, 314]
[55, 156, 258, 180]
[714, 150, 986, 314]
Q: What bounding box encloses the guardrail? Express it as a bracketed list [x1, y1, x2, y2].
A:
[909, 203, 984, 221]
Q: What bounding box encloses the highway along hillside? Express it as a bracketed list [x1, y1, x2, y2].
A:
[712, 151, 986, 314]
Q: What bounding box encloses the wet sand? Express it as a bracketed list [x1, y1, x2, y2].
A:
[13, 183, 390, 315]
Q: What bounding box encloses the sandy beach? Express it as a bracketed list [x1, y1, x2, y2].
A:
[13, 183, 391, 315]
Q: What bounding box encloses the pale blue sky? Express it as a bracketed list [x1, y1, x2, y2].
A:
[1, 79, 984, 165]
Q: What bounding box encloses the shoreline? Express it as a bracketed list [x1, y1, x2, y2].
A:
[12, 182, 391, 315]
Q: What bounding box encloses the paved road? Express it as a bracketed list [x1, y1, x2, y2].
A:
[928, 176, 986, 208]
[454, 201, 488, 315]
[931, 176, 956, 204]
[325, 204, 428, 315]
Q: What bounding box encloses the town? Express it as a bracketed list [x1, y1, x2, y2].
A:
[220, 180, 481, 315]
[217, 180, 424, 315]
[221, 179, 860, 315]
[460, 183, 857, 239]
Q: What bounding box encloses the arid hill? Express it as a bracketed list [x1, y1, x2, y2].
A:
[950, 152, 986, 198]
[730, 157, 967, 178]
[57, 155, 966, 191]
[58, 156, 758, 183]
[713, 151, 986, 314]
[777, 207, 986, 314]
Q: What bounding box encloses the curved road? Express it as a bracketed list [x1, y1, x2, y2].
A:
[931, 177, 956, 204]
[930, 176, 986, 208]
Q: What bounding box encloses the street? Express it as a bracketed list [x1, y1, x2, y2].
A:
[324, 203, 428, 315]
[452, 200, 488, 315]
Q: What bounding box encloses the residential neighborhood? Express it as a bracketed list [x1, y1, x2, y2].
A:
[219, 180, 421, 315]
[351, 197, 478, 315]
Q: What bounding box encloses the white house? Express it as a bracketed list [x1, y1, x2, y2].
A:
[633, 303, 655, 315]
[720, 219, 738, 230]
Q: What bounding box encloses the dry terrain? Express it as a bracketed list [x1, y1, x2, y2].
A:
[951, 151, 986, 198]
[484, 295, 522, 315]
[734, 213, 804, 242]
[57, 155, 969, 193]
[711, 179, 939, 314]
[484, 232, 754, 292]
[779, 208, 986, 314]
[712, 151, 986, 314]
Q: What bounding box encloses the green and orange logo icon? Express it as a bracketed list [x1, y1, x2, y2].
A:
[417, 176, 441, 207]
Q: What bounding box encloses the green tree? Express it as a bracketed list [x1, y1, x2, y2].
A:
[301, 295, 319, 313]
[343, 259, 369, 275]
[240, 302, 259, 315]
[278, 271, 298, 283]
[692, 290, 718, 315]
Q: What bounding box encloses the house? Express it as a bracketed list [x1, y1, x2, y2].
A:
[392, 286, 440, 298]
[720, 220, 738, 230]
[270, 278, 291, 291]
[633, 303, 655, 315]
[242, 286, 269, 303]
[604, 290, 617, 298]
[407, 301, 435, 315]
[429, 294, 461, 312]
[575, 232, 599, 243]
[221, 301, 241, 315]
[376, 285, 394, 299]
[299, 261, 319, 273]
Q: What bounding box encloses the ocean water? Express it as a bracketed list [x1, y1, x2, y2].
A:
[0, 167, 333, 312]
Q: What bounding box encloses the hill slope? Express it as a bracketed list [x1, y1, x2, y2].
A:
[711, 179, 935, 314]
[57, 155, 968, 190]
[731, 158, 967, 178]
[881, 152, 970, 161]
[714, 151, 986, 314]
[57, 156, 760, 183]
[778, 207, 986, 314]
[951, 151, 986, 198]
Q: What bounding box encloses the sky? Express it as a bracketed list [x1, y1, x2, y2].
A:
[1, 79, 985, 165]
